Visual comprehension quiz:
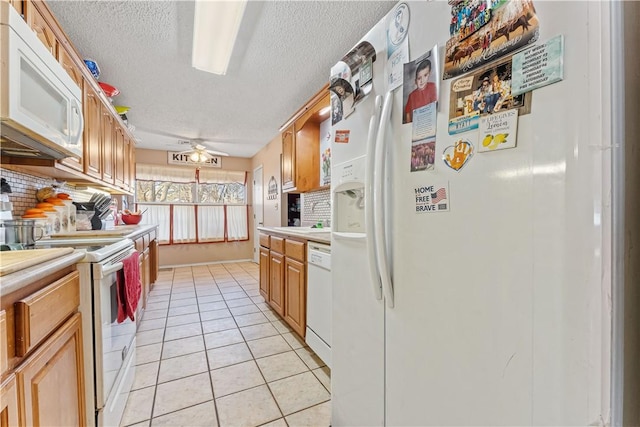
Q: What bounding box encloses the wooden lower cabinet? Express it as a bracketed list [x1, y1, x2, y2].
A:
[259, 232, 312, 339]
[284, 258, 306, 337]
[16, 313, 85, 427]
[259, 247, 270, 300]
[269, 251, 285, 316]
[0, 374, 19, 427]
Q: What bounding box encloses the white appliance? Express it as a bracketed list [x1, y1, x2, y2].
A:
[37, 238, 137, 427]
[306, 242, 332, 368]
[330, 1, 638, 426]
[0, 2, 83, 160]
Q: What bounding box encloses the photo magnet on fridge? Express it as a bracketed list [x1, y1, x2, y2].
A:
[442, 139, 474, 172]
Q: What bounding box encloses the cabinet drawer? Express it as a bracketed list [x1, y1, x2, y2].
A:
[14, 271, 80, 357]
[259, 233, 270, 249]
[285, 239, 306, 262]
[271, 236, 284, 253]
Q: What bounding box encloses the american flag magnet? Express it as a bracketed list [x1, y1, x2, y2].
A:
[414, 182, 450, 213]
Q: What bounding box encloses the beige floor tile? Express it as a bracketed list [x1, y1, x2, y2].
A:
[268, 372, 330, 416]
[271, 319, 292, 334]
[230, 304, 261, 317]
[207, 342, 254, 370]
[250, 295, 266, 304]
[161, 335, 205, 359]
[259, 419, 288, 427]
[137, 329, 165, 347]
[245, 289, 261, 297]
[120, 386, 155, 426]
[200, 308, 233, 321]
[210, 360, 265, 397]
[158, 351, 208, 384]
[146, 301, 169, 311]
[198, 301, 228, 312]
[256, 351, 309, 382]
[240, 323, 279, 341]
[285, 401, 331, 427]
[204, 328, 244, 349]
[165, 312, 201, 328]
[216, 385, 281, 427]
[312, 366, 331, 392]
[222, 291, 248, 300]
[164, 322, 202, 342]
[167, 304, 199, 317]
[281, 332, 305, 350]
[219, 285, 244, 293]
[262, 311, 280, 323]
[224, 297, 253, 308]
[136, 343, 162, 365]
[141, 308, 168, 321]
[196, 294, 224, 303]
[146, 294, 170, 304]
[234, 312, 269, 327]
[295, 347, 325, 370]
[169, 297, 197, 308]
[201, 317, 238, 334]
[132, 361, 159, 390]
[138, 317, 166, 332]
[195, 288, 222, 296]
[151, 400, 217, 426]
[153, 373, 213, 418]
[255, 302, 272, 312]
[123, 420, 149, 427]
[247, 335, 292, 359]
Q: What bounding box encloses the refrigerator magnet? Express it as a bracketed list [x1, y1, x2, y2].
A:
[414, 183, 450, 213]
[478, 109, 518, 152]
[442, 139, 474, 171]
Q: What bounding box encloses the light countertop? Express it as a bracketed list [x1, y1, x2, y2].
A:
[258, 226, 331, 245]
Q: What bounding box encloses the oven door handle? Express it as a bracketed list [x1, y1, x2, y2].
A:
[100, 262, 124, 276]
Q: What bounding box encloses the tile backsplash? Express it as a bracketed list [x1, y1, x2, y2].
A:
[1, 167, 93, 217]
[301, 188, 331, 226]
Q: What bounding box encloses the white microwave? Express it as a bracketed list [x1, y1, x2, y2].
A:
[0, 2, 83, 160]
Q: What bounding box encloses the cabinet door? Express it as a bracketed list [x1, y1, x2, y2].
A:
[126, 133, 135, 192]
[101, 105, 115, 184]
[24, 1, 57, 58]
[284, 257, 306, 338]
[142, 248, 150, 309]
[16, 313, 85, 427]
[0, 374, 19, 427]
[149, 238, 159, 286]
[281, 127, 295, 191]
[57, 46, 83, 88]
[114, 124, 126, 188]
[269, 251, 285, 316]
[84, 85, 103, 179]
[259, 247, 270, 300]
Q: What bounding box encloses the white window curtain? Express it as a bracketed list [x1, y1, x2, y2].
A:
[199, 169, 246, 184]
[139, 204, 170, 244]
[197, 206, 225, 242]
[227, 206, 248, 241]
[173, 205, 197, 243]
[137, 164, 195, 183]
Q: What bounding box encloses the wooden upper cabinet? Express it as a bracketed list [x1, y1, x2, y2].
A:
[83, 85, 103, 179]
[281, 127, 295, 191]
[114, 124, 126, 189]
[281, 89, 330, 193]
[101, 104, 115, 184]
[24, 1, 57, 58]
[126, 133, 135, 192]
[57, 46, 83, 89]
[5, 0, 23, 17]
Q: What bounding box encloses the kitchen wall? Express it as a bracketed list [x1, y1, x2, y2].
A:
[1, 166, 94, 216]
[250, 133, 287, 227]
[135, 148, 254, 267]
[301, 189, 331, 226]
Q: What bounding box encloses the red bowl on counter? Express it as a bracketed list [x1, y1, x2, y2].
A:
[121, 214, 142, 225]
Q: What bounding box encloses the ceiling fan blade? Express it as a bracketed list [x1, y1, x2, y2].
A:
[205, 149, 229, 157]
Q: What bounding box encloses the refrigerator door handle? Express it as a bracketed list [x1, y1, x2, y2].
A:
[374, 91, 394, 308]
[365, 95, 384, 301]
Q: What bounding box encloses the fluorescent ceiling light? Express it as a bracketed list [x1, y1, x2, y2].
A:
[192, 0, 247, 75]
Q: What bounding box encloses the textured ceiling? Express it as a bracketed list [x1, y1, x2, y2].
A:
[47, 0, 396, 158]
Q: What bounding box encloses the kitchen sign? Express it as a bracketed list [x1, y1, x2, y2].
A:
[167, 152, 221, 168]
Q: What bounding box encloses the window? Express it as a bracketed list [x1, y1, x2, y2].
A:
[135, 164, 248, 244]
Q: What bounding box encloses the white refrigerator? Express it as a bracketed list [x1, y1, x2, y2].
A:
[329, 1, 639, 426]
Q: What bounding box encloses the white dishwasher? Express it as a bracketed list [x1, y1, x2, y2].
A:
[306, 242, 332, 368]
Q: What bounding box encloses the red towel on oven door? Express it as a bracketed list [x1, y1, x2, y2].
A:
[116, 251, 142, 323]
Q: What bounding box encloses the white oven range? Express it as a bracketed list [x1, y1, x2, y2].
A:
[37, 238, 138, 426]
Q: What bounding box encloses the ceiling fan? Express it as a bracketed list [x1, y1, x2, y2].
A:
[177, 139, 230, 161]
